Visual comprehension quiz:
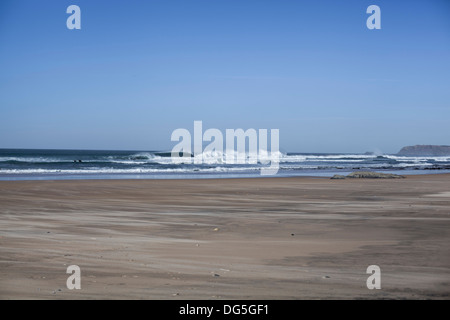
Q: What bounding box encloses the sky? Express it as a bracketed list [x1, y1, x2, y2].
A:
[0, 0, 449, 153]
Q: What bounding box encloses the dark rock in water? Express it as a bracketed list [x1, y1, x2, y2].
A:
[330, 174, 346, 179]
[397, 145, 450, 156]
[424, 165, 450, 170]
[347, 171, 405, 179]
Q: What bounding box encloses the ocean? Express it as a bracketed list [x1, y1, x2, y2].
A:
[1, 149, 449, 181]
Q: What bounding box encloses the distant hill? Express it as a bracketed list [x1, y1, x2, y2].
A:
[397, 145, 450, 156]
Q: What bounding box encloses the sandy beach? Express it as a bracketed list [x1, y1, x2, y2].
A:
[0, 174, 449, 299]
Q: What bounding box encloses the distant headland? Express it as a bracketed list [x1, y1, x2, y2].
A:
[397, 145, 450, 156]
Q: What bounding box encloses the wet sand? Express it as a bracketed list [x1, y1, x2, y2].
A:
[0, 174, 449, 299]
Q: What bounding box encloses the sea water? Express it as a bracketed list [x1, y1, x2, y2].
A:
[0, 149, 449, 181]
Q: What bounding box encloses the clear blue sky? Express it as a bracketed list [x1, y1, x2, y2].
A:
[0, 0, 449, 153]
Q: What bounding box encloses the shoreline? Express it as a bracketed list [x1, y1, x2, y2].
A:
[1, 174, 449, 299]
[1, 170, 450, 182]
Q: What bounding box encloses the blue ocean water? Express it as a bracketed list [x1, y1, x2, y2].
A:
[0, 149, 449, 181]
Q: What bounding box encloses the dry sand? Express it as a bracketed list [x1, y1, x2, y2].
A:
[0, 174, 449, 299]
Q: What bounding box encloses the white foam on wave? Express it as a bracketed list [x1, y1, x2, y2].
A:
[278, 154, 381, 163]
[303, 154, 375, 160]
[170, 150, 285, 165]
[392, 162, 434, 168]
[129, 152, 444, 165]
[128, 152, 173, 164]
[109, 160, 149, 165]
[385, 155, 450, 162]
[0, 166, 263, 175]
[0, 157, 66, 163]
